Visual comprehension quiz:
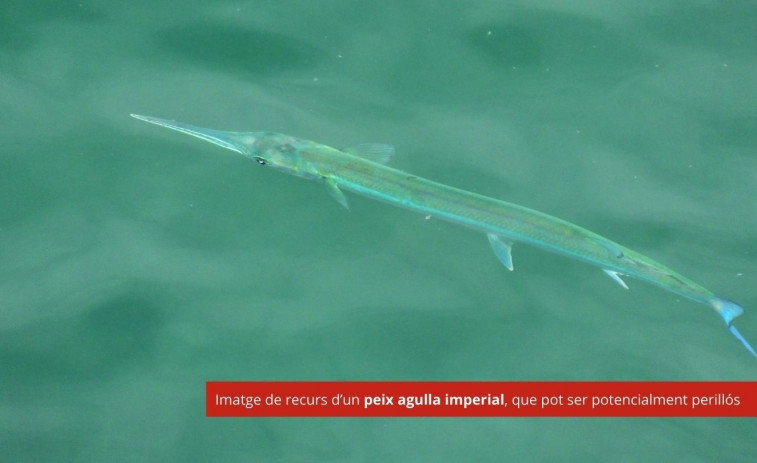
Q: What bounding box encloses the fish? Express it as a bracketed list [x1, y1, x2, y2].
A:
[130, 114, 756, 358]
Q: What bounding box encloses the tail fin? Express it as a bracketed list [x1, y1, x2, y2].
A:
[712, 298, 757, 357]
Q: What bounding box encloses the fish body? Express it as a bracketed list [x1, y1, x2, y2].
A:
[130, 114, 755, 357]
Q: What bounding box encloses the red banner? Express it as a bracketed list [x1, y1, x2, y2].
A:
[206, 381, 756, 417]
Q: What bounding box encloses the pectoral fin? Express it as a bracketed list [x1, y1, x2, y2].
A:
[488, 233, 514, 271]
[324, 177, 349, 210]
[603, 269, 629, 289]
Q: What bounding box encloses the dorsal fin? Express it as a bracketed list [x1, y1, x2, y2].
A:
[343, 143, 394, 164]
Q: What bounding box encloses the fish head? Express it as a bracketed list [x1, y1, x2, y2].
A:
[131, 114, 319, 179]
[246, 132, 320, 180]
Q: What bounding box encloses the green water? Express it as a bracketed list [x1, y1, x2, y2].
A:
[2, 0, 756, 461]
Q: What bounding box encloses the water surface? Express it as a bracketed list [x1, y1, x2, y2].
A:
[2, 0, 756, 461]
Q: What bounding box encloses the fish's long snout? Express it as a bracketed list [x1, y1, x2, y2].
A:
[130, 114, 254, 155]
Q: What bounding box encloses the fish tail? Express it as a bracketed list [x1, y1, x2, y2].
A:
[711, 298, 757, 357]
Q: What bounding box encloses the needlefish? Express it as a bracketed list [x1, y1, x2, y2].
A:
[130, 114, 755, 357]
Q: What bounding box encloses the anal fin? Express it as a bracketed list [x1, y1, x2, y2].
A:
[488, 233, 514, 271]
[603, 269, 629, 289]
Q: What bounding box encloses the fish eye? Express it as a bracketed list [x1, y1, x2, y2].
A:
[254, 157, 267, 165]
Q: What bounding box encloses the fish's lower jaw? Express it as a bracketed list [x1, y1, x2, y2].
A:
[711, 298, 757, 357]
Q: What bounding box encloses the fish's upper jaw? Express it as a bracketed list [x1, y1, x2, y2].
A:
[130, 114, 257, 156]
